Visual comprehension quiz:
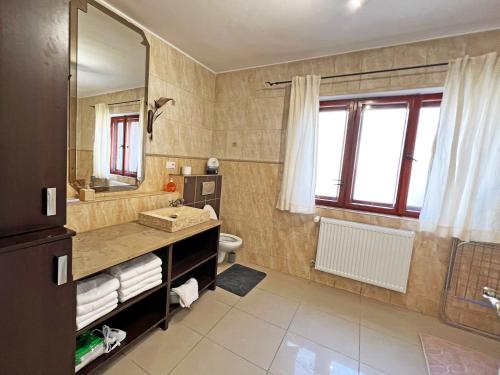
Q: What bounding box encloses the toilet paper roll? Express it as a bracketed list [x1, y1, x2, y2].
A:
[182, 166, 192, 175]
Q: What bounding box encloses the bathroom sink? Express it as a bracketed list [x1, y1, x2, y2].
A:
[138, 206, 211, 232]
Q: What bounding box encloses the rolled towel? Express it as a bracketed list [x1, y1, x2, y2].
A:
[77, 291, 118, 317]
[108, 253, 162, 283]
[76, 301, 118, 330]
[118, 279, 162, 303]
[118, 272, 162, 299]
[120, 266, 162, 289]
[77, 273, 120, 306]
[171, 278, 198, 308]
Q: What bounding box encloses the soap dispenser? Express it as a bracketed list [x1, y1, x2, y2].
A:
[164, 178, 177, 192]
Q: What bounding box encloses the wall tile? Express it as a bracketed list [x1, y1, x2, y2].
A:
[425, 36, 467, 64]
[225, 130, 243, 159]
[242, 130, 263, 160]
[214, 100, 248, 130]
[247, 97, 286, 130]
[216, 69, 256, 102]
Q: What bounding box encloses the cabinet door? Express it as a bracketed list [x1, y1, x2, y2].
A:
[0, 239, 75, 374]
[0, 0, 69, 237]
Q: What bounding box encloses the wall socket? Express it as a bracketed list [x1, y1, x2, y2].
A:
[166, 161, 176, 169]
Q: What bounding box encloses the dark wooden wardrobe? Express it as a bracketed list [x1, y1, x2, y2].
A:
[0, 0, 75, 374]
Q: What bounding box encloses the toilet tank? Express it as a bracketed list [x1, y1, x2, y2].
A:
[180, 175, 222, 218]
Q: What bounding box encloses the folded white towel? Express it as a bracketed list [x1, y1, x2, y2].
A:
[118, 272, 162, 298]
[108, 253, 162, 283]
[118, 279, 162, 303]
[77, 291, 118, 317]
[120, 266, 162, 289]
[76, 301, 118, 330]
[77, 273, 120, 305]
[172, 278, 198, 308]
[77, 299, 117, 325]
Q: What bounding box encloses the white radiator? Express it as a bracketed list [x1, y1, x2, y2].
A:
[315, 218, 415, 293]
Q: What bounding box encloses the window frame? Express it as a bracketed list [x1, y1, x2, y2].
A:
[315, 93, 442, 218]
[109, 114, 140, 178]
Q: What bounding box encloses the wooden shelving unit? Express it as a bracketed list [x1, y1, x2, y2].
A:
[75, 222, 220, 374]
[76, 281, 168, 336]
[171, 250, 217, 281]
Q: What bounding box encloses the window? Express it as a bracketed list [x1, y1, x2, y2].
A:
[316, 94, 442, 217]
[110, 114, 140, 177]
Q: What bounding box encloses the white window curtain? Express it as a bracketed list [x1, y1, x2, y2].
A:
[136, 97, 145, 180]
[92, 103, 111, 179]
[420, 52, 500, 243]
[277, 75, 321, 214]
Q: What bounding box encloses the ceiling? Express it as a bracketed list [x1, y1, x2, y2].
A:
[77, 4, 146, 97]
[103, 0, 500, 73]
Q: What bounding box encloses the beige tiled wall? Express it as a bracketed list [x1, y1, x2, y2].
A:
[214, 29, 500, 317]
[146, 34, 215, 159]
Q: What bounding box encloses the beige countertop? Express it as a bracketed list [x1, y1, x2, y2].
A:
[72, 219, 222, 281]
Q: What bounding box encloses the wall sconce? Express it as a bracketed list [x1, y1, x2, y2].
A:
[147, 97, 175, 140]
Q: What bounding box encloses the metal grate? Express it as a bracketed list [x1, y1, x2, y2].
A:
[441, 239, 500, 339]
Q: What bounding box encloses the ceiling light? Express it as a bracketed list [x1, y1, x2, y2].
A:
[349, 0, 364, 11]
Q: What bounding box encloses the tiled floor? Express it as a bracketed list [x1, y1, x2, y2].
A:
[97, 262, 500, 375]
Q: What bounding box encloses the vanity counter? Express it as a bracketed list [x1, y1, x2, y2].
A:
[72, 219, 221, 280]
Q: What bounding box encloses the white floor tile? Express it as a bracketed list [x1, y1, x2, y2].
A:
[171, 338, 266, 375]
[270, 332, 359, 375]
[289, 305, 359, 360]
[235, 288, 300, 329]
[208, 308, 286, 369]
[125, 324, 202, 375]
[360, 326, 427, 375]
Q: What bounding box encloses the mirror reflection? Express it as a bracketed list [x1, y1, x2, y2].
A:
[70, 2, 148, 192]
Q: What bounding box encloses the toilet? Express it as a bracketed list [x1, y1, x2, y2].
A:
[203, 205, 243, 263]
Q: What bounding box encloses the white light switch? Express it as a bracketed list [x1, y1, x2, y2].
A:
[166, 161, 176, 169]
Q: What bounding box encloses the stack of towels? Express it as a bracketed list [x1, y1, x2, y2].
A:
[108, 253, 162, 303]
[76, 274, 119, 331]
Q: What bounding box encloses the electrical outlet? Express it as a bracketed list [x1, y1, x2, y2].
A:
[166, 161, 176, 169]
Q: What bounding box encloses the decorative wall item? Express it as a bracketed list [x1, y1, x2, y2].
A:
[147, 97, 175, 140]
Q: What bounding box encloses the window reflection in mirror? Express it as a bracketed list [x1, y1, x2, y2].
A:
[69, 1, 149, 192]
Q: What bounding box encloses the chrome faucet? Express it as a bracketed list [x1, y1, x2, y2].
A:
[169, 198, 184, 207]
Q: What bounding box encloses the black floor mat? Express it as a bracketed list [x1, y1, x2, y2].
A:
[216, 264, 266, 297]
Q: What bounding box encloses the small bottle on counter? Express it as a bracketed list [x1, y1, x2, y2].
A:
[164, 178, 177, 192]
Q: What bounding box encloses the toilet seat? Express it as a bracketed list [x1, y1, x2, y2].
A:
[220, 233, 242, 243]
[219, 233, 242, 253]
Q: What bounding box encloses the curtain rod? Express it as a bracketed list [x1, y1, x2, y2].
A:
[90, 99, 140, 108]
[265, 62, 449, 86]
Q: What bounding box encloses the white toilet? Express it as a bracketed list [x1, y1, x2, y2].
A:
[203, 205, 243, 263]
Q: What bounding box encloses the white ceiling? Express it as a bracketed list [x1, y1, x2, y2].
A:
[77, 4, 146, 97]
[102, 0, 500, 73]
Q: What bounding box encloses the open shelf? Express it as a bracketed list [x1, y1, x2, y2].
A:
[168, 274, 214, 318]
[77, 310, 165, 375]
[76, 281, 168, 336]
[171, 250, 217, 281]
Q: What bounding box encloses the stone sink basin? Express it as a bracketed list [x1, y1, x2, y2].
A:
[138, 206, 211, 232]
